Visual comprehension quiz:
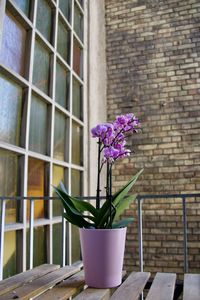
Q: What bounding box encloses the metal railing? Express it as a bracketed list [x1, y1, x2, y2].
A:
[137, 193, 200, 274]
[0, 193, 200, 281]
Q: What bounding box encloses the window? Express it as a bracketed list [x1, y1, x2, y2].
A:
[0, 0, 85, 279]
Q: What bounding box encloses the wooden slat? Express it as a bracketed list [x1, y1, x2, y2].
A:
[73, 287, 111, 300]
[35, 270, 85, 300]
[72, 270, 127, 300]
[0, 264, 60, 296]
[0, 265, 82, 300]
[183, 274, 200, 300]
[110, 272, 150, 300]
[146, 273, 176, 300]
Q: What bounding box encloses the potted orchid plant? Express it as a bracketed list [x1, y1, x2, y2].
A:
[54, 113, 143, 288]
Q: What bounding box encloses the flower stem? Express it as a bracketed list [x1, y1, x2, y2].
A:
[106, 162, 112, 228]
[96, 139, 101, 209]
[109, 164, 112, 228]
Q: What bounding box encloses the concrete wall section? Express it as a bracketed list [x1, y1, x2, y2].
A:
[87, 0, 107, 197]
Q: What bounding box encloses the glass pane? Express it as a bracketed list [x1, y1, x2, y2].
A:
[74, 4, 83, 41]
[53, 223, 62, 265]
[56, 62, 70, 109]
[0, 74, 22, 146]
[27, 158, 45, 219]
[73, 38, 83, 78]
[54, 110, 68, 161]
[3, 231, 17, 279]
[36, 0, 52, 42]
[13, 0, 30, 16]
[72, 225, 80, 263]
[29, 95, 48, 155]
[33, 40, 50, 94]
[26, 227, 47, 269]
[0, 149, 18, 224]
[71, 170, 82, 263]
[59, 0, 71, 21]
[71, 169, 82, 196]
[53, 165, 64, 216]
[33, 226, 47, 267]
[27, 226, 47, 267]
[73, 79, 83, 120]
[72, 122, 83, 166]
[57, 18, 70, 63]
[0, 11, 27, 76]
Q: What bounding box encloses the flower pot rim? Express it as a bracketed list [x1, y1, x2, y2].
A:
[80, 227, 126, 231]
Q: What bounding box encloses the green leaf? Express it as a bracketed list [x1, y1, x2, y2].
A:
[59, 182, 98, 218]
[96, 169, 143, 228]
[112, 218, 134, 228]
[54, 186, 94, 228]
[112, 169, 143, 207]
[104, 204, 117, 229]
[96, 199, 110, 228]
[54, 186, 84, 217]
[114, 194, 136, 221]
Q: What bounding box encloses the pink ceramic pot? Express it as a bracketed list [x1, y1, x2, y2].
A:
[79, 227, 127, 288]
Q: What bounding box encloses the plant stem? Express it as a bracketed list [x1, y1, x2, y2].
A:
[96, 139, 101, 209]
[109, 164, 112, 228]
[106, 162, 112, 228]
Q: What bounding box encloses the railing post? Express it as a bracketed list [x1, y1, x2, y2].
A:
[137, 197, 143, 272]
[182, 197, 188, 273]
[29, 198, 34, 269]
[62, 213, 66, 267]
[0, 199, 5, 280]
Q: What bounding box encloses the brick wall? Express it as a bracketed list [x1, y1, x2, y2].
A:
[105, 0, 200, 277]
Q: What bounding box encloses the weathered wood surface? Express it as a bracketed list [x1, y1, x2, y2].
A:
[110, 272, 150, 300]
[146, 273, 176, 300]
[73, 288, 111, 300]
[35, 270, 85, 300]
[2, 264, 200, 300]
[73, 271, 126, 300]
[183, 274, 200, 300]
[0, 264, 59, 296]
[0, 265, 82, 300]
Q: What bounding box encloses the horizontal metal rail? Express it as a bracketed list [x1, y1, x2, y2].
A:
[0, 193, 200, 280]
[137, 193, 200, 274]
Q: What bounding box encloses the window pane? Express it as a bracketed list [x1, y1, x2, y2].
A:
[29, 95, 48, 155]
[72, 122, 83, 166]
[0, 149, 18, 224]
[72, 225, 80, 263]
[36, 0, 52, 42]
[3, 231, 17, 279]
[0, 11, 27, 76]
[71, 169, 82, 196]
[32, 40, 50, 94]
[33, 226, 47, 267]
[54, 110, 68, 161]
[73, 38, 83, 78]
[57, 18, 70, 63]
[56, 62, 70, 109]
[26, 226, 47, 268]
[71, 169, 82, 263]
[59, 0, 71, 22]
[0, 74, 22, 146]
[13, 0, 30, 16]
[53, 223, 62, 265]
[52, 165, 64, 216]
[73, 79, 83, 120]
[74, 4, 83, 41]
[27, 158, 45, 219]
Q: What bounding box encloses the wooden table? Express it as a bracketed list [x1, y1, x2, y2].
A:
[0, 263, 199, 300]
